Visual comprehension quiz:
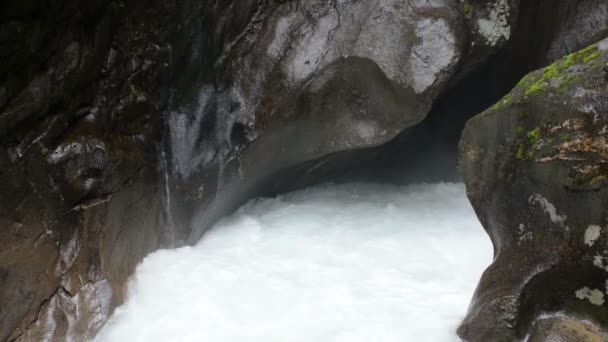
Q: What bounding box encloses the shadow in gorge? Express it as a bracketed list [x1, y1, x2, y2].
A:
[328, 57, 522, 185]
[260, 56, 526, 194]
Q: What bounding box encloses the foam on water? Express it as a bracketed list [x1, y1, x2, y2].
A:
[95, 183, 492, 342]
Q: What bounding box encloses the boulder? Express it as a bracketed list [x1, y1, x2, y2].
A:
[168, 0, 520, 239]
[459, 39, 608, 341]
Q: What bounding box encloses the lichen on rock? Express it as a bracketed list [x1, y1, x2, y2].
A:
[458, 38, 608, 341]
[476, 0, 511, 47]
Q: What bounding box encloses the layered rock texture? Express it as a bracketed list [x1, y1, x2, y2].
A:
[1, 0, 608, 341]
[459, 40, 608, 341]
[0, 1, 181, 340]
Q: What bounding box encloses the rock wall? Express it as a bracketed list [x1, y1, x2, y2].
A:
[459, 39, 608, 341]
[165, 0, 518, 242]
[0, 1, 188, 340]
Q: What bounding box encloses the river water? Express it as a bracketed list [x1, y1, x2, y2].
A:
[95, 182, 491, 342]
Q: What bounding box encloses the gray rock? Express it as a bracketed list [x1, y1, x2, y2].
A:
[168, 0, 516, 241]
[459, 39, 608, 341]
[0, 1, 177, 340]
[545, 0, 608, 63]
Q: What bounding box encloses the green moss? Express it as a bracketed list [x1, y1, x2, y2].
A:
[563, 44, 600, 68]
[560, 134, 572, 142]
[517, 74, 535, 88]
[522, 44, 601, 97]
[527, 127, 541, 145]
[511, 127, 541, 161]
[583, 51, 602, 63]
[516, 144, 526, 160]
[542, 63, 559, 79]
[525, 82, 546, 97]
[491, 94, 513, 111]
[463, 2, 472, 16]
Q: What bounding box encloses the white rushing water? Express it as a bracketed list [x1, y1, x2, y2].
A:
[95, 183, 492, 342]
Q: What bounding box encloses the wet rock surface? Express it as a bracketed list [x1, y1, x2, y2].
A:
[459, 39, 608, 341]
[166, 0, 524, 241]
[0, 1, 182, 340]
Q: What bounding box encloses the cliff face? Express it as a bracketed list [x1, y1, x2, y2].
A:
[0, 1, 187, 340]
[165, 0, 521, 242]
[1, 0, 608, 341]
[459, 40, 608, 341]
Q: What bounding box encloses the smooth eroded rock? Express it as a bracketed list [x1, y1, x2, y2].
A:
[459, 39, 608, 341]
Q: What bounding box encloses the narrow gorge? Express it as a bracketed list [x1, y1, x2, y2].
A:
[1, 0, 608, 341]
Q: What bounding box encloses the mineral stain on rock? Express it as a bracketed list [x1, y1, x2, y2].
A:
[585, 225, 602, 247]
[575, 287, 606, 306]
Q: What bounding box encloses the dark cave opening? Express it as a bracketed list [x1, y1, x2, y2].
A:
[327, 55, 523, 185]
[261, 52, 533, 195]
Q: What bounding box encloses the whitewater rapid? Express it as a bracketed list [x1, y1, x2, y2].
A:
[95, 183, 492, 342]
